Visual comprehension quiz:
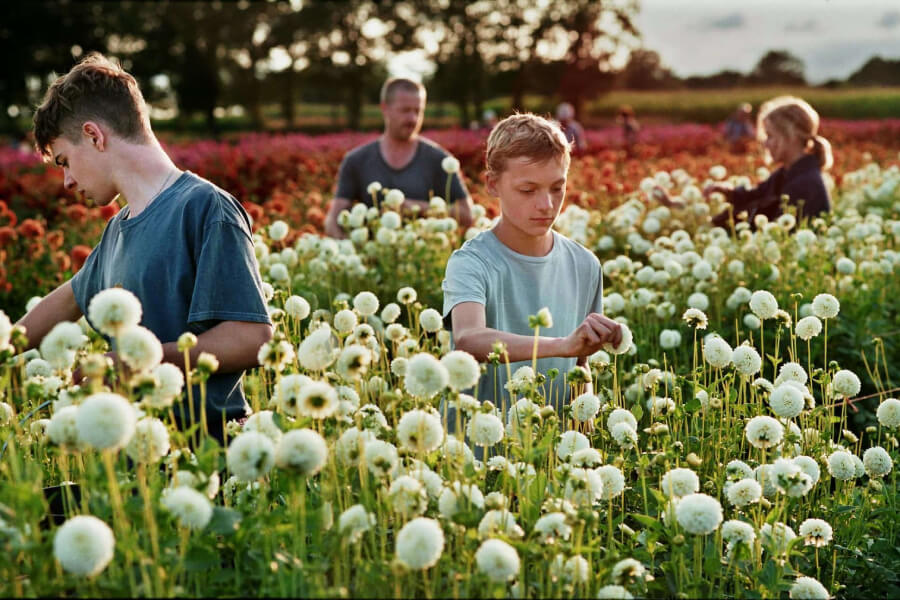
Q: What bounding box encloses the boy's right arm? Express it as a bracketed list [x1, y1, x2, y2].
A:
[16, 281, 83, 350]
[451, 302, 621, 363]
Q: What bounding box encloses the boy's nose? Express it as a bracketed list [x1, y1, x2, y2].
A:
[63, 172, 77, 191]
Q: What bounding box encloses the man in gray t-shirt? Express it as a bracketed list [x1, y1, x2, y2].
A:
[325, 78, 473, 238]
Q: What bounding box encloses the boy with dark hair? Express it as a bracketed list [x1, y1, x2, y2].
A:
[19, 52, 273, 441]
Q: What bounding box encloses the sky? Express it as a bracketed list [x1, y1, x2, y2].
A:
[383, 1, 900, 84]
[633, 0, 900, 83]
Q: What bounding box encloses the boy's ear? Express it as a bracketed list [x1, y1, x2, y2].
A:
[82, 121, 106, 151]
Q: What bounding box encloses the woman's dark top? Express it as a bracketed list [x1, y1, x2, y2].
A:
[712, 154, 830, 226]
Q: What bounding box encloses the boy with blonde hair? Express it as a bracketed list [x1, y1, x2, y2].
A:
[442, 113, 621, 412]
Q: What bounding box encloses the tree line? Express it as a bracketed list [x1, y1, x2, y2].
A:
[2, 1, 897, 137]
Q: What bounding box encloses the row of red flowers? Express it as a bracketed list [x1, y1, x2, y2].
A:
[1, 121, 898, 314]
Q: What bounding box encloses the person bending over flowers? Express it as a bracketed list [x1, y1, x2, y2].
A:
[17, 52, 272, 443]
[442, 113, 622, 418]
[656, 95, 832, 229]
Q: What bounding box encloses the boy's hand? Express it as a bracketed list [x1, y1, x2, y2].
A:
[563, 314, 622, 357]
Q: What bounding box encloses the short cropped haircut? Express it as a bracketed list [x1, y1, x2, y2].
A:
[380, 77, 426, 105]
[485, 113, 571, 177]
[33, 52, 151, 158]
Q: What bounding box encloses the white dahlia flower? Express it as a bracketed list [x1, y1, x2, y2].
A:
[75, 393, 137, 451]
[396, 517, 444, 569]
[53, 515, 115, 576]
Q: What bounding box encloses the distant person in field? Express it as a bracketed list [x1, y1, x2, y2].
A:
[617, 104, 640, 156]
[656, 96, 832, 226]
[442, 113, 622, 417]
[18, 53, 273, 442]
[481, 108, 499, 131]
[724, 103, 756, 151]
[325, 78, 473, 238]
[555, 102, 587, 152]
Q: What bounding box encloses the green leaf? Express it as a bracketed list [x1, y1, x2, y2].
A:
[704, 539, 721, 576]
[206, 506, 242, 535]
[630, 403, 644, 423]
[758, 560, 778, 588]
[631, 514, 660, 531]
[185, 545, 219, 572]
[272, 411, 289, 433]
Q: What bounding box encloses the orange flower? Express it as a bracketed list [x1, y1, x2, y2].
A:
[55, 251, 72, 273]
[306, 207, 325, 228]
[18, 218, 44, 239]
[70, 245, 92, 272]
[266, 198, 287, 215]
[47, 230, 65, 250]
[0, 226, 17, 247]
[66, 203, 89, 224]
[99, 203, 120, 221]
[0, 209, 16, 227]
[242, 201, 264, 223]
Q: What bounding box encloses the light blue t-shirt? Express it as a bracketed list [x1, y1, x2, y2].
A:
[71, 171, 271, 428]
[442, 229, 604, 413]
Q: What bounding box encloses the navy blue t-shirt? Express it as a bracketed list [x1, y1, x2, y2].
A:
[71, 171, 271, 422]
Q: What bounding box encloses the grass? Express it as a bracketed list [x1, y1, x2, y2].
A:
[143, 86, 900, 137]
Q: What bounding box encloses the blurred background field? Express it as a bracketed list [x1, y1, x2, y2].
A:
[143, 87, 900, 136]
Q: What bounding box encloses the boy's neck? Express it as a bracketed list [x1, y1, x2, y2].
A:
[112, 140, 181, 219]
[492, 218, 555, 257]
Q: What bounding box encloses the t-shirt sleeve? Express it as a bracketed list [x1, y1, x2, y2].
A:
[334, 152, 361, 203]
[442, 250, 488, 322]
[591, 267, 604, 315]
[187, 221, 271, 325]
[730, 174, 778, 213]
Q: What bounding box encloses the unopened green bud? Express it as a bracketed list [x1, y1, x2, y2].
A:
[80, 353, 113, 379]
[196, 352, 219, 374]
[178, 332, 198, 352]
[539, 406, 556, 420]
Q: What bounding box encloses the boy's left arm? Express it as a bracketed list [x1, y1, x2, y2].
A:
[160, 320, 273, 374]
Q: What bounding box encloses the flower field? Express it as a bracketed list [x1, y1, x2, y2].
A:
[1, 122, 900, 598]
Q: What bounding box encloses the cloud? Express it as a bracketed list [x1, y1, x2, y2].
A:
[785, 18, 817, 33]
[878, 10, 900, 29]
[697, 12, 745, 31]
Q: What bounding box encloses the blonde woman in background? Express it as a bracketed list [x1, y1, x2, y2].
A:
[708, 96, 833, 227]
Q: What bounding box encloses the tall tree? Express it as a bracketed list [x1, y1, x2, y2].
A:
[619, 49, 677, 90]
[548, 0, 640, 115]
[749, 50, 806, 86]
